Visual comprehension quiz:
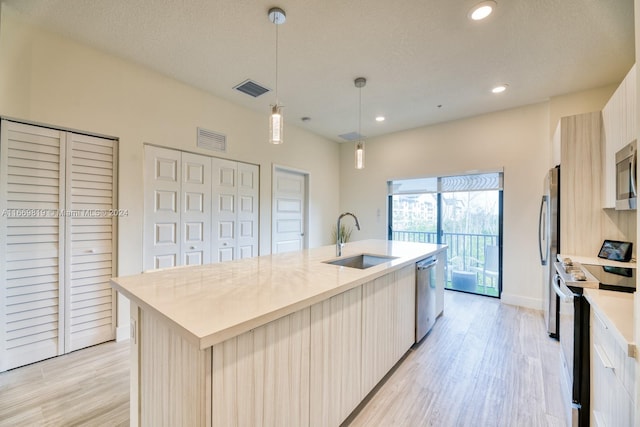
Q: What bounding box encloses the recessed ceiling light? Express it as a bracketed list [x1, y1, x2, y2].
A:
[469, 1, 496, 21]
[375, 116, 385, 122]
[492, 84, 508, 94]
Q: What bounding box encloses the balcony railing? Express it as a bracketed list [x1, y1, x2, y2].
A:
[391, 230, 499, 297]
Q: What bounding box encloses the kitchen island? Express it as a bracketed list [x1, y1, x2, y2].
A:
[110, 239, 447, 427]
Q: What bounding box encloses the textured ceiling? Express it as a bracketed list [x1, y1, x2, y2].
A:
[1, 0, 635, 142]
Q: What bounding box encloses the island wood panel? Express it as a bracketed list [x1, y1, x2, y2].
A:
[309, 286, 362, 427]
[361, 265, 415, 396]
[393, 264, 416, 361]
[124, 249, 435, 426]
[210, 308, 310, 427]
[138, 307, 211, 427]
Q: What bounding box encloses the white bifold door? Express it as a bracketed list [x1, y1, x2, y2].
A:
[144, 146, 258, 271]
[0, 120, 118, 372]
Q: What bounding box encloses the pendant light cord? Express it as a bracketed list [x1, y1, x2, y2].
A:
[275, 22, 279, 105]
[358, 84, 362, 144]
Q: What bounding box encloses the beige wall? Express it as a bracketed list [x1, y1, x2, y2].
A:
[0, 6, 341, 337]
[0, 4, 627, 320]
[340, 88, 617, 310]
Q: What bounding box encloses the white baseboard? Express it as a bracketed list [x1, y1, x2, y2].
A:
[116, 324, 130, 342]
[500, 293, 543, 311]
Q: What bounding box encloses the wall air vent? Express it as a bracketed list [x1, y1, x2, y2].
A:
[338, 131, 365, 141]
[233, 79, 271, 98]
[197, 127, 227, 152]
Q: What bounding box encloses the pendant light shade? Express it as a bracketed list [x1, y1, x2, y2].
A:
[354, 77, 367, 169]
[269, 105, 283, 144]
[355, 141, 365, 169]
[268, 7, 286, 145]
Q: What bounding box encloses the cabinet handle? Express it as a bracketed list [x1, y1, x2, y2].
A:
[593, 310, 608, 330]
[594, 344, 614, 370]
[593, 410, 606, 427]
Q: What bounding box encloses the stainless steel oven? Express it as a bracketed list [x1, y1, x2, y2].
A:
[553, 262, 592, 427]
[553, 274, 580, 425]
[552, 259, 636, 427]
[615, 139, 637, 210]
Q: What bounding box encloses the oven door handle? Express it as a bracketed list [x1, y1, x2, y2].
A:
[552, 274, 574, 303]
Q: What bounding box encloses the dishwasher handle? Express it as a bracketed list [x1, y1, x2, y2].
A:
[417, 258, 438, 270]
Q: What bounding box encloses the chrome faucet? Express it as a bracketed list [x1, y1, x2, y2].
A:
[336, 212, 360, 256]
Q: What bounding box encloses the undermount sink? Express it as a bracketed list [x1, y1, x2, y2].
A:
[323, 253, 398, 269]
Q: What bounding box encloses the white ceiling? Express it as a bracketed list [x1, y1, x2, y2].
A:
[2, 0, 635, 142]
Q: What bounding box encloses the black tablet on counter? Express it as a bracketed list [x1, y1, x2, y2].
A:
[597, 239, 633, 262]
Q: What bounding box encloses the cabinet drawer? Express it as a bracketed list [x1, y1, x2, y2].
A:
[590, 310, 636, 398]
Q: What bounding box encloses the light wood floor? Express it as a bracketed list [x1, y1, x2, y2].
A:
[0, 291, 565, 427]
[345, 291, 566, 426]
[0, 338, 129, 426]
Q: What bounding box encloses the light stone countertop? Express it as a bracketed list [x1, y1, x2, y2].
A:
[111, 239, 446, 349]
[583, 288, 636, 359]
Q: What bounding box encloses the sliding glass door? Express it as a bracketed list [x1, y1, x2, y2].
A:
[389, 173, 503, 297]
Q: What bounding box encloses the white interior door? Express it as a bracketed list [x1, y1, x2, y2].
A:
[181, 152, 211, 266]
[211, 158, 237, 262]
[272, 167, 307, 254]
[0, 121, 65, 371]
[64, 132, 117, 352]
[144, 146, 181, 270]
[236, 162, 259, 259]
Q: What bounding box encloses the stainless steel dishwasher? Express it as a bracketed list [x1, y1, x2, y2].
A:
[416, 256, 438, 343]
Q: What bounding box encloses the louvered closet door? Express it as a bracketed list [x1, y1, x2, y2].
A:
[144, 146, 181, 270]
[211, 158, 237, 262]
[0, 121, 65, 372]
[236, 163, 259, 259]
[181, 153, 211, 265]
[64, 133, 117, 352]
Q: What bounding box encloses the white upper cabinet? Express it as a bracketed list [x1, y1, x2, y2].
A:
[602, 64, 636, 208]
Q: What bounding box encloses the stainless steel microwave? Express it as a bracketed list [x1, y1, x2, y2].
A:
[616, 139, 637, 210]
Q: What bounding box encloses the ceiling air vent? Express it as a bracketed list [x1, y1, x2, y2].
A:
[197, 127, 227, 152]
[338, 132, 365, 141]
[233, 79, 271, 98]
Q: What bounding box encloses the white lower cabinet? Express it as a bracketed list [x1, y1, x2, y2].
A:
[590, 309, 635, 426]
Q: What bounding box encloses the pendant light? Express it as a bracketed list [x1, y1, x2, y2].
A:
[354, 77, 367, 169]
[268, 7, 286, 144]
